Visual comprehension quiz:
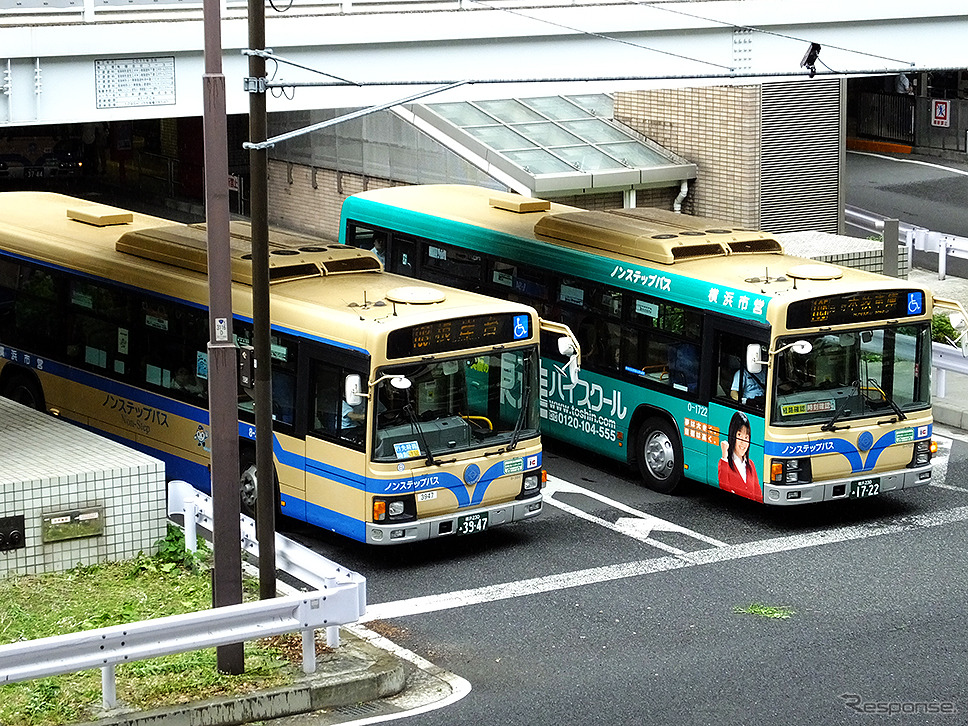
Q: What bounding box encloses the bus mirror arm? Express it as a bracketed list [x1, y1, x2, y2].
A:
[555, 357, 580, 386]
[754, 339, 813, 372]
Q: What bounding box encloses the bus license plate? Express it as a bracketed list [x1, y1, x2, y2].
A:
[456, 512, 488, 535]
[850, 478, 880, 498]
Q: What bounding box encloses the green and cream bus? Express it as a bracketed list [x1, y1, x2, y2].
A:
[0, 191, 576, 543]
[339, 183, 944, 505]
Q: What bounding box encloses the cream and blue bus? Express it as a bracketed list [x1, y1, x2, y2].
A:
[339, 184, 940, 505]
[0, 191, 577, 543]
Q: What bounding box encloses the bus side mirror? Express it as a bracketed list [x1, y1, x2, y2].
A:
[746, 343, 764, 374]
[344, 374, 364, 406]
[557, 337, 575, 357]
[558, 335, 580, 384]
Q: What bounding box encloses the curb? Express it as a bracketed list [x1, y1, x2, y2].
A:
[80, 630, 407, 726]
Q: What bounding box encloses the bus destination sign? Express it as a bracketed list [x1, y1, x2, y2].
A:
[787, 290, 925, 329]
[388, 313, 531, 358]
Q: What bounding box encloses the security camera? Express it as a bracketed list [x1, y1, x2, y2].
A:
[800, 42, 821, 78]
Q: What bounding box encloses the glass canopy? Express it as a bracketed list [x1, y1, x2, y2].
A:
[411, 95, 696, 196]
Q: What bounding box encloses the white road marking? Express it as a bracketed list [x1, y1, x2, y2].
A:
[363, 500, 968, 624]
[849, 150, 968, 178]
[543, 476, 728, 550]
[339, 624, 472, 725]
[929, 434, 966, 491]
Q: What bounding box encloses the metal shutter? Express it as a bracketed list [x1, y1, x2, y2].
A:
[761, 79, 843, 233]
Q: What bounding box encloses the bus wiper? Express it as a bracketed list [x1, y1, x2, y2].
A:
[821, 380, 859, 432]
[867, 378, 907, 421]
[403, 404, 437, 466]
[506, 385, 533, 452]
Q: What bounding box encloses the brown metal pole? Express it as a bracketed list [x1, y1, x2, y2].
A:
[203, 0, 244, 674]
[248, 0, 276, 600]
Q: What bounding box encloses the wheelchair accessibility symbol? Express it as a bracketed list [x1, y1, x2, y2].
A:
[907, 292, 923, 316]
[513, 314, 530, 340]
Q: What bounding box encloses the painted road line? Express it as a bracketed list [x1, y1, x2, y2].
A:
[849, 150, 968, 178]
[929, 435, 967, 491]
[362, 504, 968, 623]
[543, 476, 729, 550]
[339, 623, 472, 725]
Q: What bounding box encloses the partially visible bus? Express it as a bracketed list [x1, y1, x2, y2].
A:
[0, 192, 577, 544]
[340, 184, 944, 505]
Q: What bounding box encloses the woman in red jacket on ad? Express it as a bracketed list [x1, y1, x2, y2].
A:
[718, 411, 762, 503]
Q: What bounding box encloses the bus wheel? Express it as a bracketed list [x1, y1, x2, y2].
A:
[239, 452, 260, 520]
[1, 373, 45, 412]
[636, 418, 684, 494]
[239, 450, 279, 522]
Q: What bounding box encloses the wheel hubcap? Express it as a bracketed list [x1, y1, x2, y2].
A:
[644, 431, 674, 481]
[240, 465, 258, 509]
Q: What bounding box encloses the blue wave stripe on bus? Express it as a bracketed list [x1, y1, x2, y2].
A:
[303, 499, 366, 542]
[470, 460, 510, 506]
[764, 425, 930, 473]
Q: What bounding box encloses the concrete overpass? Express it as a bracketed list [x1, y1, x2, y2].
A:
[1, 0, 967, 127]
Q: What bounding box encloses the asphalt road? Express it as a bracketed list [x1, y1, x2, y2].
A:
[846, 150, 968, 239]
[284, 428, 968, 726]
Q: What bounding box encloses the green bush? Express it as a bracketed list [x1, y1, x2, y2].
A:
[933, 313, 959, 345]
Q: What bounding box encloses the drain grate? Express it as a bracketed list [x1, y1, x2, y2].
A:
[334, 701, 382, 717]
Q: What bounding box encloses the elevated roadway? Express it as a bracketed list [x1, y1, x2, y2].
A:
[1, 1, 967, 126]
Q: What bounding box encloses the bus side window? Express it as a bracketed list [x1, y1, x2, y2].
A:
[309, 360, 341, 437]
[272, 370, 296, 427]
[309, 360, 366, 448]
[389, 234, 416, 277]
[715, 332, 765, 411]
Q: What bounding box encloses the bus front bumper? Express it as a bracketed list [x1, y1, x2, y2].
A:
[763, 463, 933, 505]
[365, 495, 543, 544]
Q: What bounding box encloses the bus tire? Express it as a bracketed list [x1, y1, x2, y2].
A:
[635, 417, 684, 494]
[238, 448, 280, 522]
[0, 371, 45, 412]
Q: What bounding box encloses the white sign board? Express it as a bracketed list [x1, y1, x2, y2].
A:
[932, 99, 950, 128]
[95, 57, 176, 110]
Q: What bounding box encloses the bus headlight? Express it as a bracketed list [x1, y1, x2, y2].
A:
[909, 440, 932, 467]
[517, 470, 543, 499]
[770, 458, 812, 485]
[372, 495, 416, 523]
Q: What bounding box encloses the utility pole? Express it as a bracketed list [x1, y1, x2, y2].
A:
[202, 0, 244, 673]
[248, 0, 276, 600]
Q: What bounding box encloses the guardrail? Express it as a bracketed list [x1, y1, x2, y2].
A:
[933, 341, 968, 399]
[846, 205, 968, 280]
[0, 481, 366, 710]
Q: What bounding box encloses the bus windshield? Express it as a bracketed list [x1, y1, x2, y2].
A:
[372, 348, 539, 462]
[772, 323, 932, 427]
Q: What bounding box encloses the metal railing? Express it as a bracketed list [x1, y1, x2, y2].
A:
[0, 481, 366, 710]
[845, 205, 968, 280]
[933, 341, 968, 400]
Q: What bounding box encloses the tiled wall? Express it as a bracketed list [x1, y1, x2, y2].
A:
[777, 231, 910, 278]
[614, 86, 762, 226]
[268, 161, 399, 241]
[0, 398, 166, 576]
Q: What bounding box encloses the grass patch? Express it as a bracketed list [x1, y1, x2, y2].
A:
[733, 603, 796, 620]
[0, 525, 304, 726]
